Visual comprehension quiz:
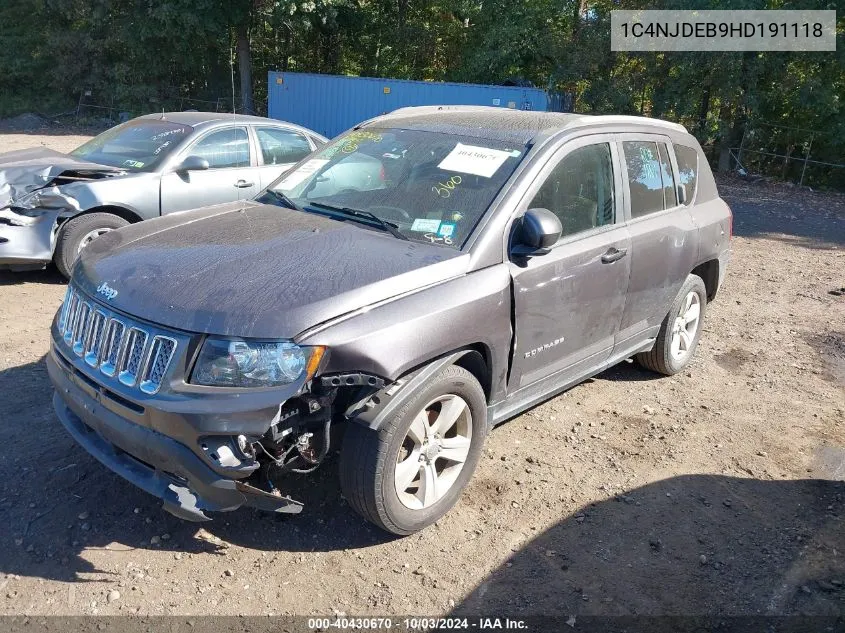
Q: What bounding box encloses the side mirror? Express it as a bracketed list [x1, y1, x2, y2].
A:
[511, 208, 562, 257]
[677, 184, 687, 205]
[175, 156, 210, 172]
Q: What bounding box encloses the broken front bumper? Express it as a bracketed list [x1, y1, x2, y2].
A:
[0, 209, 56, 269]
[47, 347, 303, 521]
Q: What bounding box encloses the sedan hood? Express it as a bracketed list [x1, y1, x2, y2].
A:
[75, 202, 470, 338]
[0, 147, 122, 210]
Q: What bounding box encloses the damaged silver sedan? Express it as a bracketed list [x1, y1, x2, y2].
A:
[0, 112, 326, 277]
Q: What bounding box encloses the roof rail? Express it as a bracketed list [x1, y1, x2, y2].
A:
[571, 115, 687, 133]
[388, 105, 502, 116]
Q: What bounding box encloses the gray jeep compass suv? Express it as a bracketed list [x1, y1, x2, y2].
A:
[47, 106, 731, 535]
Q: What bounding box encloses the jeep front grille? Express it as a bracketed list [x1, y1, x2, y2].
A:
[57, 286, 178, 395]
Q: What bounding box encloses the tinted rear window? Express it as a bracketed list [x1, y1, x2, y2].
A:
[623, 140, 680, 218]
[623, 141, 663, 218]
[674, 144, 699, 205]
[658, 143, 677, 208]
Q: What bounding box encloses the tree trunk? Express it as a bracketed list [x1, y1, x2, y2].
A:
[236, 25, 255, 115]
[717, 101, 733, 173]
[698, 84, 711, 134]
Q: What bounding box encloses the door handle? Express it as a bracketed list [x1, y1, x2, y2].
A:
[234, 180, 254, 188]
[601, 247, 628, 264]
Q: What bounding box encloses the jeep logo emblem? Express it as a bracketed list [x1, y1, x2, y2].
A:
[97, 282, 118, 301]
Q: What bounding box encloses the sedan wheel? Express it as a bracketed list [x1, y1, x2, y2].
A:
[76, 228, 114, 255]
[54, 212, 129, 279]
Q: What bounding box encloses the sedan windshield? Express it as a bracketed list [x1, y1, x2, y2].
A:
[71, 120, 193, 171]
[259, 127, 527, 248]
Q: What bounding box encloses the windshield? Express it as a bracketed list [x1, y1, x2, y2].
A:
[259, 127, 527, 248]
[71, 120, 193, 171]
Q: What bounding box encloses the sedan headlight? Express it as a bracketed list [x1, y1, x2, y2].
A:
[191, 338, 325, 388]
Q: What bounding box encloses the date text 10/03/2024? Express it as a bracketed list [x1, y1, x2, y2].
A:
[307, 617, 529, 630]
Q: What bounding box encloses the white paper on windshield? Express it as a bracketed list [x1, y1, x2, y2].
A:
[437, 143, 513, 178]
[277, 158, 330, 190]
[411, 218, 441, 233]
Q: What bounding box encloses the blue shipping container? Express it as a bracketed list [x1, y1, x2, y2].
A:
[267, 71, 548, 138]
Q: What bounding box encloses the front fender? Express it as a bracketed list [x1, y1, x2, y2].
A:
[63, 175, 159, 220]
[298, 264, 513, 405]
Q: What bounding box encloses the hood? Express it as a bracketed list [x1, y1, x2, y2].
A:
[0, 147, 123, 210]
[75, 201, 470, 338]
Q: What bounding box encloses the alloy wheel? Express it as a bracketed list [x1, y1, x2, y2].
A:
[670, 291, 701, 360]
[394, 394, 473, 510]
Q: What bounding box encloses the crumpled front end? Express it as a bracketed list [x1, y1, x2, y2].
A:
[48, 379, 304, 521]
[0, 148, 119, 269]
[0, 199, 78, 269]
[46, 283, 341, 521]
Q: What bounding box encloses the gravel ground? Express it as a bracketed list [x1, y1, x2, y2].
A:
[0, 131, 843, 617]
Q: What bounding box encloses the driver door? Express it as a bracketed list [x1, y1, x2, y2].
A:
[509, 135, 631, 390]
[160, 126, 259, 214]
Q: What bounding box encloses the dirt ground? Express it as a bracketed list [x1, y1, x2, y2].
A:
[0, 129, 843, 619]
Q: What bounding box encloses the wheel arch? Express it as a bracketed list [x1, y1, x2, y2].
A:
[691, 259, 720, 302]
[343, 345, 493, 431]
[58, 205, 144, 228]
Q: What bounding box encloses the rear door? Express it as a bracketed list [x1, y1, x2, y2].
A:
[160, 126, 259, 214]
[252, 126, 316, 189]
[509, 135, 631, 390]
[614, 135, 698, 351]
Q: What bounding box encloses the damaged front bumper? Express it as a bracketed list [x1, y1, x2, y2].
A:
[0, 182, 83, 269]
[47, 347, 304, 521]
[0, 207, 59, 269]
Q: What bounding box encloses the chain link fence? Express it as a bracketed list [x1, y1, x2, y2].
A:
[730, 122, 844, 191]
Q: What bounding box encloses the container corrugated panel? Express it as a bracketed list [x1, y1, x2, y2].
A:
[268, 72, 548, 138]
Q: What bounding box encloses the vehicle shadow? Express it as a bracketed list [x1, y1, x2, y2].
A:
[594, 359, 664, 383]
[3, 353, 843, 614]
[0, 356, 395, 584]
[452, 474, 845, 617]
[0, 267, 65, 286]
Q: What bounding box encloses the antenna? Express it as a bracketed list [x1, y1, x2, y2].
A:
[230, 40, 237, 120]
[230, 38, 239, 202]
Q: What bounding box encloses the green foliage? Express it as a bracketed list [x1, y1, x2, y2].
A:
[0, 0, 842, 185]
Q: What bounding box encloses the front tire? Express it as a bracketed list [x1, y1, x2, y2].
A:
[54, 212, 128, 279]
[339, 364, 487, 535]
[636, 274, 707, 375]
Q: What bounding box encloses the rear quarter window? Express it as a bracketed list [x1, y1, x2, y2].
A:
[674, 144, 699, 205]
[623, 140, 681, 218]
[623, 141, 664, 218]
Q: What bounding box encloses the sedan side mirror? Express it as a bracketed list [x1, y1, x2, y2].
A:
[677, 184, 687, 205]
[175, 155, 210, 172]
[511, 208, 562, 257]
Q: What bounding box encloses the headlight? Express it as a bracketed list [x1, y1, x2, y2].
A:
[191, 338, 325, 388]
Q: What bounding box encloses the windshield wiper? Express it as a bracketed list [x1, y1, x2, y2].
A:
[307, 202, 409, 241]
[262, 189, 304, 212]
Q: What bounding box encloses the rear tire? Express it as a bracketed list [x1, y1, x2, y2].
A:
[339, 364, 487, 535]
[636, 274, 707, 375]
[54, 212, 128, 279]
